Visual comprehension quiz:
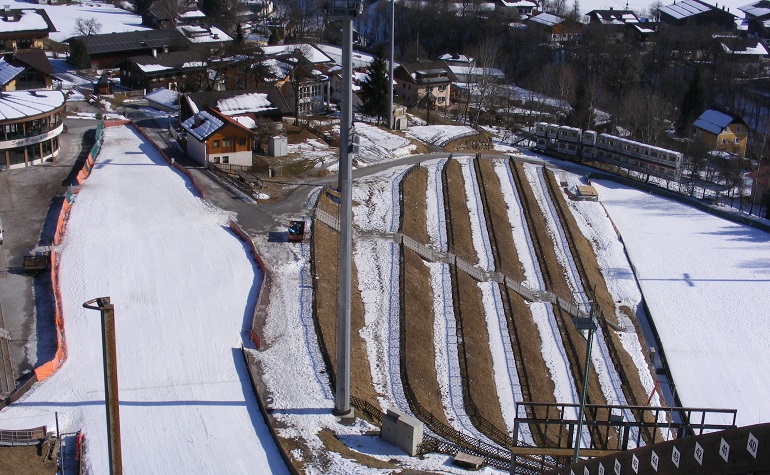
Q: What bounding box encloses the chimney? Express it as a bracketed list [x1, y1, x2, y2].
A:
[213, 33, 219, 40]
[152, 48, 158, 58]
[3, 5, 9, 12]
[193, 113, 203, 127]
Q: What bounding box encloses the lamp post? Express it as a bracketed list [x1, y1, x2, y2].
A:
[327, 0, 363, 419]
[82, 297, 122, 475]
[571, 302, 597, 464]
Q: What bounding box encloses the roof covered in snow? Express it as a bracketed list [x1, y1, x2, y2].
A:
[128, 50, 209, 73]
[0, 8, 56, 34]
[0, 58, 25, 86]
[180, 109, 224, 140]
[529, 12, 565, 25]
[739, 0, 770, 18]
[721, 38, 769, 54]
[317, 44, 375, 69]
[179, 9, 206, 19]
[500, 0, 538, 7]
[448, 65, 506, 78]
[260, 44, 334, 65]
[659, 0, 717, 19]
[185, 88, 292, 117]
[693, 109, 746, 134]
[587, 9, 640, 23]
[177, 24, 232, 43]
[145, 87, 180, 109]
[0, 90, 65, 120]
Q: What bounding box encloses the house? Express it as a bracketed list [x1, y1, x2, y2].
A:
[176, 24, 233, 45]
[693, 108, 749, 156]
[659, 0, 737, 29]
[0, 50, 55, 91]
[142, 0, 174, 29]
[438, 53, 473, 67]
[120, 50, 220, 92]
[66, 29, 189, 69]
[179, 88, 291, 124]
[447, 64, 505, 84]
[393, 60, 457, 109]
[586, 8, 640, 24]
[0, 90, 66, 170]
[180, 106, 257, 167]
[328, 68, 367, 109]
[527, 12, 583, 43]
[0, 8, 57, 52]
[747, 164, 770, 204]
[740, 0, 770, 47]
[498, 0, 538, 18]
[260, 44, 336, 69]
[719, 36, 769, 63]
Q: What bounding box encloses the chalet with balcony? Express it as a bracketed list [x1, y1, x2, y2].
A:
[0, 8, 56, 52]
[120, 50, 220, 92]
[527, 13, 583, 43]
[693, 108, 749, 156]
[0, 50, 54, 91]
[393, 61, 457, 109]
[659, 0, 738, 29]
[66, 29, 189, 69]
[740, 0, 770, 47]
[180, 88, 291, 124]
[180, 106, 257, 167]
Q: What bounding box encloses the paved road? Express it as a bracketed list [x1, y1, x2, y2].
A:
[0, 112, 101, 398]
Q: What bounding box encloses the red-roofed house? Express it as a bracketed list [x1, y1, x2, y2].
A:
[693, 108, 749, 156]
[180, 106, 256, 168]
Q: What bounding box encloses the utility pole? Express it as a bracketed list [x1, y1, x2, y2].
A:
[328, 0, 363, 419]
[387, 0, 394, 129]
[82, 297, 122, 475]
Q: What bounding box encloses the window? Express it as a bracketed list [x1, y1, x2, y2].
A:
[222, 156, 229, 163]
[239, 137, 246, 146]
[735, 138, 739, 144]
[438, 85, 446, 92]
[722, 138, 727, 144]
[223, 138, 233, 147]
[736, 125, 741, 132]
[437, 96, 445, 104]
[213, 140, 220, 148]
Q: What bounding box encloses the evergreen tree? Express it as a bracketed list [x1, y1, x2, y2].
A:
[676, 68, 704, 136]
[234, 22, 244, 44]
[359, 49, 389, 125]
[132, 0, 153, 14]
[268, 28, 281, 45]
[200, 0, 223, 20]
[566, 80, 593, 130]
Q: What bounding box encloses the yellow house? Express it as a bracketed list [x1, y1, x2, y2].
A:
[693, 109, 749, 157]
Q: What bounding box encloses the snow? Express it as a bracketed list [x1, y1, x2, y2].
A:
[261, 44, 333, 64]
[593, 180, 770, 427]
[351, 123, 416, 166]
[0, 9, 50, 32]
[693, 109, 736, 134]
[0, 125, 286, 474]
[0, 90, 64, 120]
[317, 44, 377, 69]
[178, 24, 233, 43]
[405, 125, 476, 147]
[180, 110, 223, 141]
[0, 0, 152, 42]
[136, 63, 172, 73]
[145, 87, 179, 109]
[216, 93, 276, 116]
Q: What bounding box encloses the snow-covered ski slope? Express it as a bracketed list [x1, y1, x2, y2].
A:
[594, 180, 770, 427]
[0, 126, 287, 474]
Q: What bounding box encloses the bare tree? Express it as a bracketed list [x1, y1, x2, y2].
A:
[73, 18, 102, 36]
[470, 35, 502, 125]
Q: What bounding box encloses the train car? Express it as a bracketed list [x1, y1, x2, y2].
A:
[580, 130, 597, 158]
[555, 125, 581, 156]
[534, 122, 549, 151]
[595, 134, 682, 180]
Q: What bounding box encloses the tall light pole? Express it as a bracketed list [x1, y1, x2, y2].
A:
[328, 0, 363, 419]
[387, 0, 394, 129]
[571, 299, 597, 464]
[82, 297, 122, 475]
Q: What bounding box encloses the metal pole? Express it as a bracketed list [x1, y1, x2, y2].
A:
[334, 16, 354, 418]
[573, 315, 595, 464]
[387, 0, 394, 129]
[83, 297, 122, 475]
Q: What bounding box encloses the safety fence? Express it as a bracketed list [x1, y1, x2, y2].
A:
[0, 426, 47, 446]
[228, 219, 268, 350]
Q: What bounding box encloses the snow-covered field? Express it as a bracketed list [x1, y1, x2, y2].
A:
[4, 0, 149, 42]
[0, 126, 286, 474]
[593, 180, 770, 427]
[405, 125, 477, 147]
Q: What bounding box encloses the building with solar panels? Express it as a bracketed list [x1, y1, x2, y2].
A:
[659, 0, 737, 29]
[0, 90, 65, 170]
